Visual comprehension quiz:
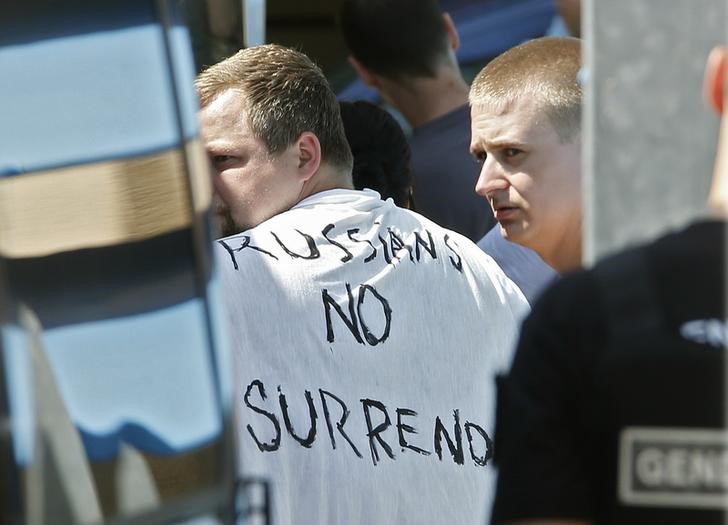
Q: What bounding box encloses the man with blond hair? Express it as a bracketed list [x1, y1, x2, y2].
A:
[196, 44, 529, 525]
[490, 44, 728, 524]
[470, 36, 582, 276]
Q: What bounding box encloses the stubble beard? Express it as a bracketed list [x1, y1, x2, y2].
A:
[213, 197, 241, 238]
[218, 208, 239, 238]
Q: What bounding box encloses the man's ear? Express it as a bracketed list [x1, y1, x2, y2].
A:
[443, 13, 460, 52]
[348, 56, 380, 89]
[296, 131, 321, 182]
[704, 46, 727, 114]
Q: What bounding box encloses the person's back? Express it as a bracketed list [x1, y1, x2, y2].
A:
[218, 192, 527, 524]
[340, 0, 495, 241]
[588, 222, 725, 524]
[493, 220, 726, 525]
[196, 44, 529, 525]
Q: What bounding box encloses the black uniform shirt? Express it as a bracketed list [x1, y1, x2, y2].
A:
[491, 220, 727, 525]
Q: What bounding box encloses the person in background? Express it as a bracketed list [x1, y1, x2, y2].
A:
[489, 44, 728, 525]
[339, 0, 493, 242]
[339, 100, 414, 209]
[470, 37, 583, 278]
[196, 43, 529, 525]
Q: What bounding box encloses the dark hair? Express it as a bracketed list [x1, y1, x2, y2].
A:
[339, 101, 414, 208]
[340, 0, 449, 80]
[195, 44, 353, 171]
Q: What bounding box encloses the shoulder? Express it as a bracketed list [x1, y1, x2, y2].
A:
[643, 220, 725, 275]
[527, 267, 599, 325]
[438, 227, 531, 312]
[511, 265, 605, 378]
[517, 238, 666, 365]
[476, 225, 501, 252]
[532, 238, 657, 319]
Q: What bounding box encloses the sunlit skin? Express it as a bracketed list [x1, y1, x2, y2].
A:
[705, 46, 728, 217]
[199, 88, 304, 233]
[470, 97, 581, 273]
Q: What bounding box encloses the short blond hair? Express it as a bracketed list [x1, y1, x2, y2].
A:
[195, 44, 353, 170]
[469, 37, 582, 141]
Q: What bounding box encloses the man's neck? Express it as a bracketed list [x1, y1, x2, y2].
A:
[297, 164, 354, 204]
[377, 67, 470, 129]
[540, 228, 583, 275]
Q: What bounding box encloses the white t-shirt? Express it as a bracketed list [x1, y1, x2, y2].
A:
[215, 189, 529, 525]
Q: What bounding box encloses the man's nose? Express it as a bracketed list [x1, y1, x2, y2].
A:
[475, 157, 509, 198]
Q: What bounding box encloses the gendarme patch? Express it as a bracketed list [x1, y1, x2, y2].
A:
[619, 427, 728, 509]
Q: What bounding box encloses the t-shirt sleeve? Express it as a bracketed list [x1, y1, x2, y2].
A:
[490, 272, 603, 523]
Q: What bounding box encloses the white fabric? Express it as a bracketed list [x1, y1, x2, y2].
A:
[478, 225, 559, 305]
[215, 189, 529, 525]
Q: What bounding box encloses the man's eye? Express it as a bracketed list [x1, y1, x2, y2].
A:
[473, 152, 487, 165]
[503, 148, 523, 158]
[210, 155, 237, 170]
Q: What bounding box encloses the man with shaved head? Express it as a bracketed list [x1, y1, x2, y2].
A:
[470, 37, 582, 276]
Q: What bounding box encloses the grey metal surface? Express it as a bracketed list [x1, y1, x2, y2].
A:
[583, 0, 725, 265]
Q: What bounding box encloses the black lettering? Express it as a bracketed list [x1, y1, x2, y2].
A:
[271, 230, 320, 260]
[347, 228, 377, 262]
[322, 224, 353, 263]
[396, 408, 430, 456]
[243, 380, 281, 452]
[278, 387, 317, 448]
[322, 284, 364, 344]
[218, 236, 279, 270]
[414, 230, 437, 261]
[388, 228, 414, 262]
[464, 421, 493, 467]
[433, 410, 464, 465]
[357, 285, 392, 346]
[378, 233, 393, 264]
[319, 389, 363, 458]
[361, 398, 395, 466]
[443, 234, 463, 273]
[217, 239, 239, 270]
